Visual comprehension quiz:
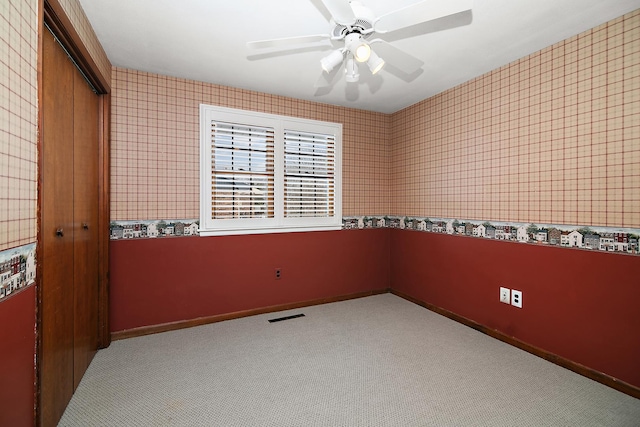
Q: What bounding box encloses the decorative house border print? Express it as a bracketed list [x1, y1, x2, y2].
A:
[109, 217, 639, 257]
[0, 243, 36, 301]
[110, 220, 200, 240]
[343, 216, 640, 256]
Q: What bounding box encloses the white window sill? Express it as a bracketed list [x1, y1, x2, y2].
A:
[198, 224, 342, 237]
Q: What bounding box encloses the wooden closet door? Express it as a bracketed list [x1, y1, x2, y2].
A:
[41, 29, 75, 425]
[72, 70, 100, 389]
[41, 29, 101, 426]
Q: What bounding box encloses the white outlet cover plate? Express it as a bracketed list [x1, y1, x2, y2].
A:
[512, 289, 523, 308]
[500, 287, 510, 304]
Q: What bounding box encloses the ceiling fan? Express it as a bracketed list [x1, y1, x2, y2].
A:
[247, 0, 473, 87]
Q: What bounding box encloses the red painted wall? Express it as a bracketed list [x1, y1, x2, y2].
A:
[0, 286, 36, 427]
[110, 229, 390, 332]
[390, 229, 640, 388]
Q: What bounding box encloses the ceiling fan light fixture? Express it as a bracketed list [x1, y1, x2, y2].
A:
[344, 57, 359, 83]
[354, 43, 371, 62]
[320, 49, 344, 73]
[345, 33, 371, 63]
[367, 50, 385, 75]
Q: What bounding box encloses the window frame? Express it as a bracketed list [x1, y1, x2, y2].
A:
[199, 104, 342, 236]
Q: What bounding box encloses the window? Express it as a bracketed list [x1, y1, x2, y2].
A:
[200, 105, 342, 236]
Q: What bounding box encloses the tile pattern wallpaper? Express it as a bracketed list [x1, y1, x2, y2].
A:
[391, 10, 640, 229]
[0, 0, 38, 252]
[110, 68, 391, 220]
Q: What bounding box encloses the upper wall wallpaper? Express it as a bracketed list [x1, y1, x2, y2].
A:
[391, 10, 640, 229]
[110, 69, 391, 220]
[0, 0, 38, 252]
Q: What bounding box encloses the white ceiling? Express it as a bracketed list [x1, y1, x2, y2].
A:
[78, 0, 640, 114]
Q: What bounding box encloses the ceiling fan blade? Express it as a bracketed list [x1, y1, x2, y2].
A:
[247, 34, 330, 49]
[319, 0, 356, 25]
[370, 40, 424, 74]
[375, 0, 473, 33]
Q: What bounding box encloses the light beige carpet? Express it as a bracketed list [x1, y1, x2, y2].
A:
[59, 294, 640, 426]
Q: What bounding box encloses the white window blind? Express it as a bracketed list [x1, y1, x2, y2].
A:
[284, 130, 335, 218]
[200, 105, 342, 236]
[211, 122, 275, 219]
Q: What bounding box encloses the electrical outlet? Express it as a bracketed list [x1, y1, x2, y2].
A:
[511, 289, 522, 308]
[500, 287, 510, 304]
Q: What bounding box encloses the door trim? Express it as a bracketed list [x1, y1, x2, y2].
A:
[41, 1, 109, 93]
[36, 0, 111, 424]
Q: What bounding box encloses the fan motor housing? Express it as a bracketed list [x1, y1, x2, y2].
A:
[332, 19, 373, 39]
[331, 1, 375, 40]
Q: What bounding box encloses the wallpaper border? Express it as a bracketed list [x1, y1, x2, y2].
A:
[344, 216, 640, 256]
[0, 243, 37, 302]
[107, 217, 640, 257]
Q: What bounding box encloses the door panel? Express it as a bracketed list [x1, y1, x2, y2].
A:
[73, 70, 100, 389]
[41, 28, 101, 426]
[41, 29, 75, 425]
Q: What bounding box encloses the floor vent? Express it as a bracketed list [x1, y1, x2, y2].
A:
[268, 313, 305, 323]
